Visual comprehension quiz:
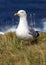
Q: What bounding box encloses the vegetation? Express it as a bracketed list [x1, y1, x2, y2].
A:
[0, 32, 46, 65]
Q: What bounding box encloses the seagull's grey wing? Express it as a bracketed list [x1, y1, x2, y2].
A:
[28, 28, 39, 38]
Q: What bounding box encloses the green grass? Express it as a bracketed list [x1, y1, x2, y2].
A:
[0, 32, 46, 65]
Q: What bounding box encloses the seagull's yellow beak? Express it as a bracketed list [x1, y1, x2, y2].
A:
[14, 13, 19, 16]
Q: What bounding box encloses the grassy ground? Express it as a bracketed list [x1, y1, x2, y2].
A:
[0, 32, 46, 65]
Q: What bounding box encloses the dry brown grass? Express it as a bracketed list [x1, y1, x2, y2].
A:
[0, 32, 46, 65]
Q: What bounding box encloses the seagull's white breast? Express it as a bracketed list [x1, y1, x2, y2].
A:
[16, 25, 33, 40]
[16, 24, 29, 38]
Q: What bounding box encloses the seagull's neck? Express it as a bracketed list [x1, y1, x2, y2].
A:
[18, 16, 28, 29]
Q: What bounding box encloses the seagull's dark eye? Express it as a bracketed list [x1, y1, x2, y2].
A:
[21, 12, 24, 13]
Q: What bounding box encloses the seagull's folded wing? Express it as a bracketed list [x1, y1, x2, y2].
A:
[28, 29, 39, 38]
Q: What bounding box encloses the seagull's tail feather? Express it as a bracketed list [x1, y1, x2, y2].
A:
[35, 31, 39, 38]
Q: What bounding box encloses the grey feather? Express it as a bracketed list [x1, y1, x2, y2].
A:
[29, 29, 39, 38]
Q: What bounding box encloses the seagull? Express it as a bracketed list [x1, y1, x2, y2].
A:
[14, 10, 39, 43]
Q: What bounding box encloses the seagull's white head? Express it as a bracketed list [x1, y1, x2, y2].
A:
[14, 10, 27, 17]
